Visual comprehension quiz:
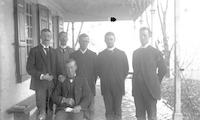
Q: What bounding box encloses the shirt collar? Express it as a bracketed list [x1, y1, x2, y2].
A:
[107, 47, 115, 51]
[60, 44, 68, 49]
[41, 43, 49, 49]
[141, 42, 150, 48]
[80, 48, 88, 54]
[68, 74, 76, 83]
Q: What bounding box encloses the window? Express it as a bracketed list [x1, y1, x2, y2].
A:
[14, 0, 34, 82]
[25, 2, 33, 55]
[14, 0, 62, 82]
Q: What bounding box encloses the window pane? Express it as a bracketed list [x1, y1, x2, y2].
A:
[26, 3, 29, 13]
[26, 16, 29, 26]
[30, 16, 32, 26]
[30, 27, 32, 38]
[29, 4, 32, 14]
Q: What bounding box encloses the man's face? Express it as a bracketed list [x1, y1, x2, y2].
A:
[66, 61, 77, 78]
[59, 33, 68, 46]
[105, 35, 115, 48]
[41, 31, 51, 46]
[79, 37, 89, 51]
[140, 29, 150, 46]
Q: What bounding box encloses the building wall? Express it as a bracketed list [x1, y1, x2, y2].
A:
[0, 0, 65, 120]
[0, 0, 34, 119]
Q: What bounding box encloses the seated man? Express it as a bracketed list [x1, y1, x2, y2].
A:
[52, 58, 91, 120]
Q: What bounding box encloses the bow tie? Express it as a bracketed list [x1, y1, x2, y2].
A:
[44, 48, 49, 51]
[60, 48, 65, 53]
[67, 76, 75, 82]
[69, 79, 73, 83]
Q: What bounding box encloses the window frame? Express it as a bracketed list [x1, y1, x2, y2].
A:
[14, 0, 34, 83]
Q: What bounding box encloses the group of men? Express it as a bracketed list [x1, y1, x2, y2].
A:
[26, 27, 167, 120]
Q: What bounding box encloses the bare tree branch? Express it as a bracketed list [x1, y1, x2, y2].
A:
[157, 0, 164, 35]
[160, 1, 164, 14]
[74, 22, 84, 48]
[145, 10, 150, 28]
[168, 42, 174, 57]
[66, 22, 70, 33]
[165, 0, 169, 12]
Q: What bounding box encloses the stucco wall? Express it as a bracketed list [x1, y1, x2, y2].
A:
[0, 0, 35, 120]
[0, 0, 65, 120]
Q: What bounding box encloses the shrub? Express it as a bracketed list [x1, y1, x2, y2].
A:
[161, 78, 200, 120]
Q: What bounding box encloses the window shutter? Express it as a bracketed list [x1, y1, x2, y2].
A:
[14, 0, 33, 82]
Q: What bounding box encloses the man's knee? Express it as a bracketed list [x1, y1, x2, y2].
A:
[114, 115, 122, 120]
[136, 117, 146, 120]
[73, 112, 84, 120]
[105, 114, 114, 120]
[55, 110, 68, 120]
[84, 98, 95, 120]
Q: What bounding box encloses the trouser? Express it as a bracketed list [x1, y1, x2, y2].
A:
[35, 81, 55, 120]
[103, 89, 123, 120]
[133, 84, 157, 120]
[55, 110, 84, 120]
[84, 96, 95, 120]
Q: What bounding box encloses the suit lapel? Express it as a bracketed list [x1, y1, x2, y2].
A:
[39, 44, 47, 66]
[49, 47, 53, 71]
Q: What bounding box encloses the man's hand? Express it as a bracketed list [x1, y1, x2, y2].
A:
[42, 74, 53, 81]
[58, 75, 66, 83]
[73, 105, 81, 113]
[38, 112, 46, 120]
[62, 98, 75, 106]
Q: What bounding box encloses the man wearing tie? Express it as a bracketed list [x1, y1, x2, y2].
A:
[97, 32, 129, 120]
[56, 31, 74, 83]
[52, 59, 91, 120]
[132, 27, 167, 120]
[26, 28, 57, 120]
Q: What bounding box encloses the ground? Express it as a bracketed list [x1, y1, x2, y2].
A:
[94, 79, 173, 120]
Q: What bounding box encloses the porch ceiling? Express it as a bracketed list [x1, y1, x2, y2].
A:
[55, 0, 152, 22]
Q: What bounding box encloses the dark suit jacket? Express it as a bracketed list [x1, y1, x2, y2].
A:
[132, 46, 167, 99]
[70, 49, 97, 96]
[97, 48, 129, 96]
[51, 76, 91, 112]
[56, 46, 74, 76]
[26, 44, 57, 90]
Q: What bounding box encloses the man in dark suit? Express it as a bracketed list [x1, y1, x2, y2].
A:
[56, 31, 74, 83]
[52, 58, 91, 120]
[70, 33, 97, 120]
[97, 32, 129, 120]
[26, 29, 57, 120]
[132, 27, 167, 120]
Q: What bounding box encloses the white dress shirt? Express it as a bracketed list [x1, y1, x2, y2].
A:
[80, 48, 88, 54]
[107, 47, 115, 51]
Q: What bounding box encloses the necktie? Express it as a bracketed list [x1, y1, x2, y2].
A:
[62, 48, 65, 53]
[69, 79, 73, 83]
[44, 48, 49, 55]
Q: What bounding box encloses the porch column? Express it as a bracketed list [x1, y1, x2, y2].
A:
[72, 22, 75, 49]
[173, 0, 183, 119]
[150, 0, 155, 44]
